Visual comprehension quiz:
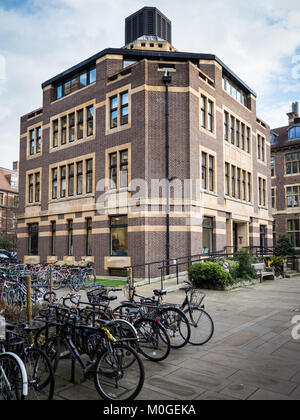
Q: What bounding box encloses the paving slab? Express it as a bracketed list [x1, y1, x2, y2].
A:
[51, 277, 300, 400]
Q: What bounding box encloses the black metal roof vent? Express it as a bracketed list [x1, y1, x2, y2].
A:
[125, 7, 172, 45]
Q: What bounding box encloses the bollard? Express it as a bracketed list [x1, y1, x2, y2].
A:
[26, 274, 33, 345]
[128, 268, 133, 300]
[49, 268, 53, 301]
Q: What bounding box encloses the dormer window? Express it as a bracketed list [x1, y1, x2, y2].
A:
[288, 125, 300, 140]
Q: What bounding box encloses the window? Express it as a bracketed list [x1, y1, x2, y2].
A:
[258, 177, 266, 206]
[120, 150, 128, 188]
[222, 75, 248, 107]
[55, 67, 96, 100]
[286, 153, 300, 175]
[30, 130, 35, 155]
[237, 168, 241, 200]
[288, 126, 300, 141]
[110, 96, 118, 129]
[109, 152, 117, 189]
[28, 223, 39, 256]
[201, 152, 207, 190]
[241, 123, 245, 150]
[35, 173, 40, 203]
[272, 188, 276, 209]
[86, 159, 93, 194]
[224, 112, 229, 141]
[110, 216, 128, 256]
[231, 116, 235, 145]
[231, 166, 236, 198]
[56, 85, 62, 100]
[68, 164, 74, 197]
[270, 132, 277, 144]
[52, 168, 58, 199]
[200, 96, 206, 129]
[60, 166, 66, 198]
[202, 217, 214, 255]
[236, 120, 240, 148]
[242, 170, 246, 201]
[77, 162, 83, 195]
[36, 127, 41, 154]
[288, 220, 300, 247]
[271, 156, 275, 177]
[53, 120, 59, 148]
[51, 221, 56, 256]
[120, 92, 129, 126]
[28, 174, 34, 203]
[86, 218, 92, 257]
[248, 173, 252, 202]
[69, 113, 75, 142]
[257, 134, 266, 162]
[61, 116, 67, 145]
[287, 186, 300, 208]
[207, 100, 214, 133]
[77, 110, 84, 140]
[0, 193, 3, 206]
[208, 155, 214, 192]
[247, 127, 251, 153]
[87, 106, 94, 137]
[89, 67, 96, 84]
[67, 220, 73, 256]
[225, 163, 230, 196]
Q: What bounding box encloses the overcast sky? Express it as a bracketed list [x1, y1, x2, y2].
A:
[0, 0, 300, 169]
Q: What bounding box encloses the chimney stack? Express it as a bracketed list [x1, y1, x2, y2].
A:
[287, 102, 299, 126]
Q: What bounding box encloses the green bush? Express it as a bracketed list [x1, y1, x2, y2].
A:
[274, 236, 294, 257]
[234, 249, 257, 280]
[265, 256, 284, 277]
[188, 262, 233, 290]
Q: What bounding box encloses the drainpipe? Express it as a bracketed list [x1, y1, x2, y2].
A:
[163, 70, 172, 275]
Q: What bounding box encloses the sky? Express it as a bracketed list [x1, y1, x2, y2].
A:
[0, 0, 300, 169]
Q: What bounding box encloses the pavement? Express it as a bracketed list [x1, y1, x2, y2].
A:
[52, 277, 300, 400]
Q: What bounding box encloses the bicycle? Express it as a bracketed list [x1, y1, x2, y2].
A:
[115, 285, 191, 349]
[35, 297, 145, 400]
[2, 324, 55, 400]
[179, 281, 214, 346]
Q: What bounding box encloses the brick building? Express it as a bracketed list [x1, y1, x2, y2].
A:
[18, 7, 273, 275]
[0, 162, 19, 248]
[271, 102, 300, 248]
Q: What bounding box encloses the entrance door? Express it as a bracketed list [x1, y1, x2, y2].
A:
[260, 225, 266, 255]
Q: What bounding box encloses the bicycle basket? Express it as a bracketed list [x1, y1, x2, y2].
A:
[87, 287, 107, 304]
[190, 289, 205, 307]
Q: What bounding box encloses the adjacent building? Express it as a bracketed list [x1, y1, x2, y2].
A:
[18, 7, 273, 276]
[0, 162, 19, 248]
[271, 102, 300, 248]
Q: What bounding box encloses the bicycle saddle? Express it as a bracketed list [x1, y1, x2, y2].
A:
[153, 289, 167, 297]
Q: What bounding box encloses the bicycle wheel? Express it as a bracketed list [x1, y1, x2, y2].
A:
[184, 307, 214, 346]
[159, 307, 191, 349]
[0, 352, 28, 400]
[94, 344, 144, 401]
[134, 318, 171, 362]
[22, 347, 55, 400]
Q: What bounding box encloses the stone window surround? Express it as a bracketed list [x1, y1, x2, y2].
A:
[25, 168, 42, 206]
[48, 153, 95, 203]
[26, 122, 43, 159]
[49, 99, 96, 153]
[105, 143, 131, 193]
[106, 84, 132, 136]
[223, 105, 252, 155]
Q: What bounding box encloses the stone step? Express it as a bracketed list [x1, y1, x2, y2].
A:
[286, 272, 299, 278]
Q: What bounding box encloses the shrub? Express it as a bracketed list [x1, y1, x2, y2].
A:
[274, 236, 294, 257]
[188, 262, 233, 290]
[234, 249, 257, 280]
[265, 256, 284, 276]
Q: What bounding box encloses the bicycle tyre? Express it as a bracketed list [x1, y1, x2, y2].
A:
[0, 352, 28, 400]
[183, 306, 214, 346]
[158, 307, 191, 349]
[94, 344, 144, 401]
